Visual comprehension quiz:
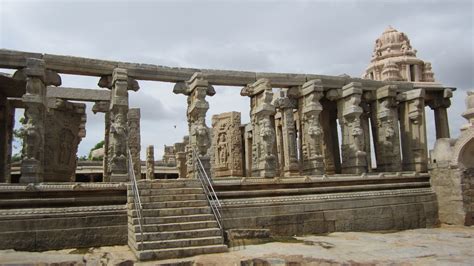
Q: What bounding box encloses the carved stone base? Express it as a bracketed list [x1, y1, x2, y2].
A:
[259, 155, 276, 178]
[302, 157, 324, 175]
[20, 159, 43, 183]
[341, 154, 367, 174]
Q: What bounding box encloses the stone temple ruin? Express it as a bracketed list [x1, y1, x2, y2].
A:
[0, 27, 472, 261]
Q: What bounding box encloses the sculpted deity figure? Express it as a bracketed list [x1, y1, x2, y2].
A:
[307, 115, 323, 159]
[110, 113, 127, 159]
[192, 117, 210, 156]
[217, 133, 228, 165]
[259, 118, 275, 158]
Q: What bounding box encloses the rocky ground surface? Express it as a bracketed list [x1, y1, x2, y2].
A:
[0, 225, 473, 265]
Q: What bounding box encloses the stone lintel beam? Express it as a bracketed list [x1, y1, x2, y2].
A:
[46, 87, 111, 102]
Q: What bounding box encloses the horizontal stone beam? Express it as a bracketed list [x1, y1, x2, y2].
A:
[0, 49, 454, 91]
[46, 87, 110, 102]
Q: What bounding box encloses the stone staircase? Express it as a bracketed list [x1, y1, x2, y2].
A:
[127, 179, 227, 261]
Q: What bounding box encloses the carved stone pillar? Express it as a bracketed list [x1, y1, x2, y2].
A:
[299, 80, 324, 175]
[374, 85, 402, 172]
[428, 89, 452, 139]
[321, 93, 341, 174]
[399, 89, 428, 172]
[361, 91, 374, 172]
[241, 79, 277, 178]
[128, 108, 141, 179]
[92, 101, 111, 182]
[146, 145, 154, 180]
[243, 124, 253, 177]
[211, 112, 243, 177]
[338, 82, 367, 174]
[99, 68, 139, 182]
[173, 73, 215, 178]
[0, 96, 14, 182]
[14, 59, 56, 183]
[274, 91, 299, 176]
[174, 137, 188, 179]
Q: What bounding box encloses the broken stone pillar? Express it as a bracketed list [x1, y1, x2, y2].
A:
[174, 137, 188, 179]
[173, 72, 215, 178]
[338, 82, 367, 174]
[299, 80, 325, 175]
[92, 101, 111, 182]
[428, 89, 452, 139]
[146, 145, 154, 180]
[322, 90, 341, 174]
[128, 108, 141, 179]
[99, 68, 139, 182]
[274, 91, 299, 176]
[14, 59, 61, 183]
[241, 79, 277, 178]
[44, 99, 86, 182]
[211, 111, 243, 177]
[399, 89, 428, 172]
[373, 85, 402, 172]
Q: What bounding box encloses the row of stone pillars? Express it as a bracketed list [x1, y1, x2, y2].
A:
[172, 73, 451, 178]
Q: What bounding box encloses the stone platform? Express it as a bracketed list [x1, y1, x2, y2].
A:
[212, 173, 438, 236]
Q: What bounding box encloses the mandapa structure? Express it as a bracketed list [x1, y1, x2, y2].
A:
[0, 27, 472, 261]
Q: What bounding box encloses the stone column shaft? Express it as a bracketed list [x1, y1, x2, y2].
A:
[299, 80, 325, 175]
[18, 59, 48, 183]
[429, 89, 452, 139]
[274, 92, 299, 176]
[103, 112, 110, 182]
[399, 89, 428, 172]
[374, 85, 402, 172]
[128, 108, 141, 179]
[241, 79, 277, 178]
[146, 145, 154, 180]
[338, 82, 367, 174]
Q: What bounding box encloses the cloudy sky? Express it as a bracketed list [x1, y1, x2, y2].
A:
[0, 0, 473, 160]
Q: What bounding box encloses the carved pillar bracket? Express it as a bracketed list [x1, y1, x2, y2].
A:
[428, 89, 452, 139]
[173, 72, 215, 178]
[398, 88, 428, 172]
[99, 68, 140, 182]
[241, 78, 277, 178]
[299, 79, 324, 175]
[338, 82, 367, 174]
[374, 85, 401, 172]
[274, 90, 299, 176]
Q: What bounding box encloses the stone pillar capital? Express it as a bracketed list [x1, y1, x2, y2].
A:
[98, 68, 139, 91]
[241, 78, 271, 97]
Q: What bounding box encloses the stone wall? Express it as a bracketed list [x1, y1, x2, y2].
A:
[221, 189, 438, 236]
[0, 183, 127, 251]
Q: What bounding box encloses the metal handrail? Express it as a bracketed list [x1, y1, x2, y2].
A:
[128, 148, 144, 251]
[192, 148, 223, 232]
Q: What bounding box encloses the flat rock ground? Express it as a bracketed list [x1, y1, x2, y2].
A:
[0, 226, 473, 266]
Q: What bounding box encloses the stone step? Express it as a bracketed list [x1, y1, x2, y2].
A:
[136, 188, 204, 196]
[133, 228, 222, 242]
[132, 220, 218, 233]
[135, 181, 201, 190]
[136, 206, 212, 217]
[128, 214, 216, 225]
[133, 236, 223, 250]
[135, 244, 228, 261]
[128, 193, 207, 203]
[129, 200, 209, 210]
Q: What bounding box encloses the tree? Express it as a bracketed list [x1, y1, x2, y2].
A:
[88, 140, 105, 161]
[11, 117, 26, 162]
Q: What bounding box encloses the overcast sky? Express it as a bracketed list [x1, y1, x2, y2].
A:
[0, 0, 473, 160]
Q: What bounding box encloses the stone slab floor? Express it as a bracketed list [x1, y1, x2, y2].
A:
[0, 225, 473, 266]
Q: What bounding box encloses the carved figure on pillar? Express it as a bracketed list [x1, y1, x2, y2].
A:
[128, 108, 141, 178]
[338, 82, 367, 174]
[398, 89, 428, 172]
[299, 79, 325, 175]
[173, 72, 215, 178]
[274, 91, 299, 176]
[241, 79, 277, 178]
